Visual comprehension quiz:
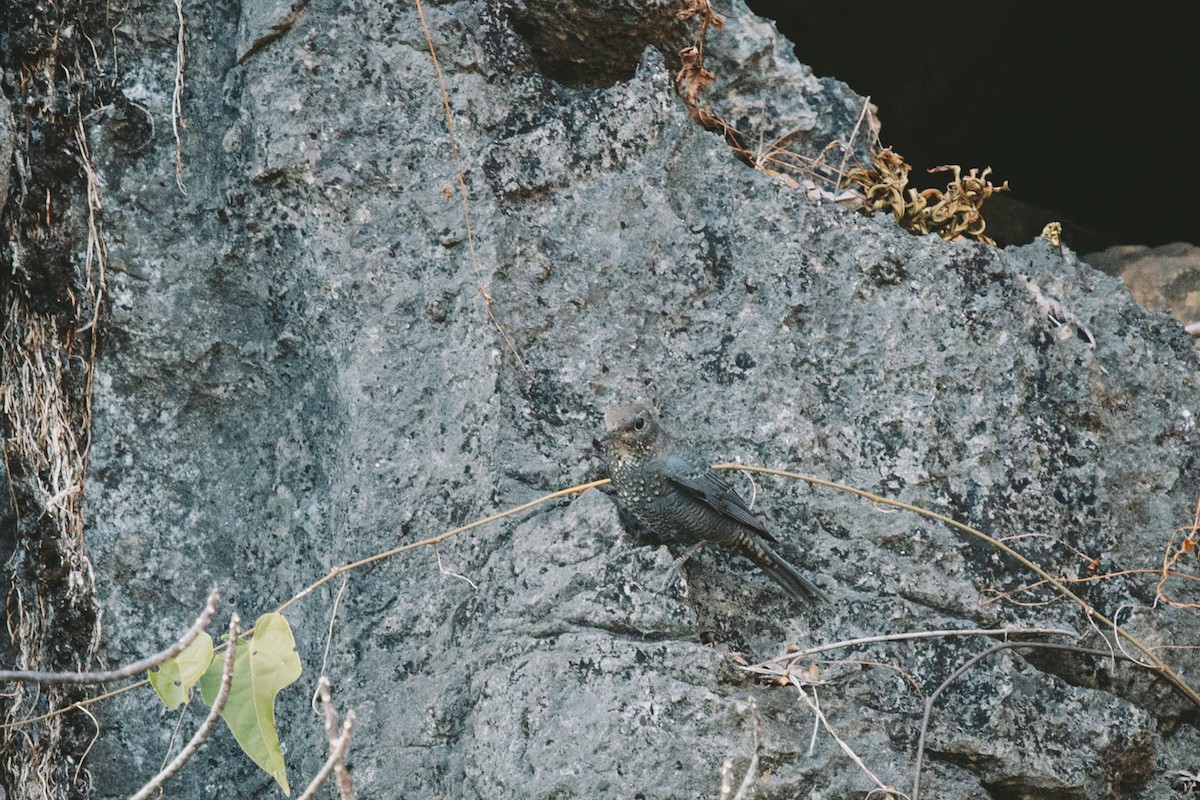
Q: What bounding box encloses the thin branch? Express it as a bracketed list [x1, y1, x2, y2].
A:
[981, 567, 1163, 606]
[312, 676, 356, 800]
[793, 679, 900, 798]
[127, 613, 240, 800]
[741, 627, 1075, 674]
[813, 658, 922, 695]
[835, 95, 872, 187]
[413, 0, 528, 373]
[294, 720, 352, 800]
[1155, 495, 1200, 608]
[0, 681, 143, 731]
[171, 0, 187, 194]
[297, 679, 355, 800]
[714, 463, 1200, 709]
[0, 588, 219, 684]
[276, 479, 608, 615]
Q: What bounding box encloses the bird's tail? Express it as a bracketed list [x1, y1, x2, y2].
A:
[735, 530, 826, 604]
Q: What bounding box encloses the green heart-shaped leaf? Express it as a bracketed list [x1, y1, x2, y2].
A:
[200, 613, 302, 795]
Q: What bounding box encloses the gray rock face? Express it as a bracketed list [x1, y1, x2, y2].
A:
[21, 0, 1198, 798]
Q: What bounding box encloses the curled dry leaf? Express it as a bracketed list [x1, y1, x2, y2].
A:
[845, 148, 1008, 244]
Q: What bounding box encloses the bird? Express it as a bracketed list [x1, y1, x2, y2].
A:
[603, 403, 825, 604]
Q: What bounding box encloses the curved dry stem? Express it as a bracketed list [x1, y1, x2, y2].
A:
[0, 588, 220, 685]
[128, 613, 240, 800]
[276, 479, 609, 615]
[713, 463, 1200, 710]
[413, 0, 528, 373]
[1156, 496, 1200, 608]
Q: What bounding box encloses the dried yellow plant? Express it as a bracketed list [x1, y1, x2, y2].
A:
[845, 148, 1009, 244]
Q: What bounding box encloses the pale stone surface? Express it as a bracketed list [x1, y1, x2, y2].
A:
[31, 0, 1199, 797]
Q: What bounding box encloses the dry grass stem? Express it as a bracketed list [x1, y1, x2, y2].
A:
[413, 0, 528, 374]
[275, 478, 609, 616]
[172, 0, 187, 194]
[1156, 495, 1200, 608]
[0, 589, 219, 685]
[713, 463, 1200, 709]
[793, 680, 903, 798]
[316, 576, 350, 689]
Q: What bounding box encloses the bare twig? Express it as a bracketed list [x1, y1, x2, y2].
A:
[298, 678, 355, 800]
[834, 95, 872, 188]
[310, 676, 356, 800]
[719, 758, 734, 799]
[413, 0, 528, 373]
[172, 0, 187, 194]
[981, 567, 1161, 606]
[793, 679, 901, 798]
[236, 0, 314, 64]
[1156, 495, 1200, 609]
[0, 588, 220, 685]
[276, 479, 609, 615]
[713, 463, 1200, 709]
[295, 721, 353, 800]
[128, 613, 240, 800]
[744, 627, 1076, 672]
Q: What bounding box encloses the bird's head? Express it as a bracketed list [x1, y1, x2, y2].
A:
[603, 403, 662, 455]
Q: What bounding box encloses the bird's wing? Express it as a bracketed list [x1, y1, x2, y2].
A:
[665, 453, 776, 541]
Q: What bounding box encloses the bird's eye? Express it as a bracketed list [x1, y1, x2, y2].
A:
[633, 415, 647, 432]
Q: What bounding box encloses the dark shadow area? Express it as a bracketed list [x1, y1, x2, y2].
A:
[746, 1, 1198, 248]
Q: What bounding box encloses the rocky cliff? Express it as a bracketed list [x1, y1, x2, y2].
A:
[2, 1, 1198, 798]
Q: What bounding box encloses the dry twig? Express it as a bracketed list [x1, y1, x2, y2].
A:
[1157, 495, 1200, 608]
[413, 0, 528, 373]
[127, 614, 241, 800]
[713, 463, 1200, 709]
[0, 589, 220, 685]
[172, 0, 187, 194]
[305, 676, 356, 800]
[276, 478, 610, 615]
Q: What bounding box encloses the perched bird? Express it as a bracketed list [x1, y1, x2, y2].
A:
[604, 403, 825, 604]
